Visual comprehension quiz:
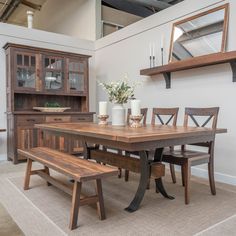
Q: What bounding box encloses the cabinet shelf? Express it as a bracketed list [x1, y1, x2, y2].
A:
[140, 51, 236, 89]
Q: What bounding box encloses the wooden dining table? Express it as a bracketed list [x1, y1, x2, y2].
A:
[35, 122, 226, 212]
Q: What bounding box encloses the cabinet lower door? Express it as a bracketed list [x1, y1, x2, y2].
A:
[17, 127, 40, 161]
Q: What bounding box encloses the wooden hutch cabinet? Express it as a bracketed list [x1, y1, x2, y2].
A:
[4, 43, 94, 164]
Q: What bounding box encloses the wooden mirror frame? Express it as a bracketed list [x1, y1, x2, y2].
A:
[169, 3, 229, 62]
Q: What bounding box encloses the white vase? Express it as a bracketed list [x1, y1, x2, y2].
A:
[112, 103, 126, 126]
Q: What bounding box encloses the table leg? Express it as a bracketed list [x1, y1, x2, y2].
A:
[125, 150, 149, 212]
[154, 148, 175, 200]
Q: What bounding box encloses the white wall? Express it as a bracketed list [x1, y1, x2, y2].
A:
[95, 0, 236, 184]
[0, 23, 96, 160]
[33, 0, 101, 40]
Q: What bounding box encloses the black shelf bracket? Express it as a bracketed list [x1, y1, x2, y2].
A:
[230, 61, 236, 82]
[163, 72, 171, 89]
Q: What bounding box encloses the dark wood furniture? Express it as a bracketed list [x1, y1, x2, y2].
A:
[124, 108, 148, 181]
[35, 122, 226, 212]
[162, 107, 219, 204]
[140, 51, 236, 88]
[4, 43, 94, 164]
[151, 108, 179, 184]
[18, 147, 118, 230]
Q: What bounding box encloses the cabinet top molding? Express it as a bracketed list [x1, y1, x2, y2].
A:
[3, 43, 92, 59]
[140, 51, 236, 76]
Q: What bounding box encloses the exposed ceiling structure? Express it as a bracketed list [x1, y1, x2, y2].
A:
[102, 0, 184, 17]
[0, 0, 46, 25]
[0, 0, 184, 29]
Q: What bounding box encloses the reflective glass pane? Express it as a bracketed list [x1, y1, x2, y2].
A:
[69, 61, 79, 71]
[45, 58, 50, 68]
[79, 62, 84, 72]
[17, 68, 36, 88]
[17, 54, 22, 66]
[31, 56, 35, 66]
[69, 73, 84, 92]
[24, 55, 29, 66]
[45, 71, 63, 90]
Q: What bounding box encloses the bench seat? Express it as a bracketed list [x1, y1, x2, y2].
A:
[18, 147, 118, 230]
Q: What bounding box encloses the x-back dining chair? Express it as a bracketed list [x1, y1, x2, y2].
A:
[125, 107, 179, 184]
[162, 107, 219, 204]
[151, 108, 179, 183]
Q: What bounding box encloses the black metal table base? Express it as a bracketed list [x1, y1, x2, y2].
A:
[125, 148, 174, 212]
[125, 151, 149, 212]
[155, 178, 175, 200]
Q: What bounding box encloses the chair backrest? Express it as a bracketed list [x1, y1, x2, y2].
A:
[151, 108, 179, 125]
[127, 108, 148, 125]
[183, 107, 219, 149]
[184, 107, 219, 129]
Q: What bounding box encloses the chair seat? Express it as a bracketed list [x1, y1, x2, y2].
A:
[163, 149, 210, 163]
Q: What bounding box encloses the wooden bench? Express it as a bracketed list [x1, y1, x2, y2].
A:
[18, 147, 118, 230]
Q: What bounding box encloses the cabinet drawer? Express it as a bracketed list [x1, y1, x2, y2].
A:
[17, 115, 44, 126]
[71, 115, 93, 122]
[45, 116, 71, 123]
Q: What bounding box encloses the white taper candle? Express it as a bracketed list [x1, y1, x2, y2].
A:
[99, 101, 107, 115]
[161, 35, 164, 48]
[131, 100, 141, 116]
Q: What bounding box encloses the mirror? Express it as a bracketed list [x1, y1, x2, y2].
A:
[169, 4, 229, 62]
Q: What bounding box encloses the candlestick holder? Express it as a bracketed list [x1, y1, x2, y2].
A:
[130, 115, 143, 128]
[97, 115, 109, 125]
[152, 56, 155, 67]
[149, 56, 152, 68]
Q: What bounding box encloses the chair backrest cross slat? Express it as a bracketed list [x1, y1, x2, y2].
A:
[151, 108, 179, 126]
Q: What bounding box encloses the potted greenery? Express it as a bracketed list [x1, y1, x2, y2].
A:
[99, 75, 138, 126]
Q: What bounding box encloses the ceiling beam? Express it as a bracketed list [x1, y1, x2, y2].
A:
[102, 0, 153, 17]
[178, 21, 224, 43]
[21, 0, 41, 10]
[130, 0, 171, 10]
[0, 0, 21, 22]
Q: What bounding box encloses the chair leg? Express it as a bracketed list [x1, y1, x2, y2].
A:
[125, 170, 129, 182]
[24, 158, 33, 190]
[44, 166, 51, 186]
[208, 161, 216, 195]
[181, 165, 185, 187]
[169, 164, 176, 184]
[118, 168, 122, 178]
[69, 181, 82, 230]
[183, 162, 191, 205]
[95, 179, 106, 220]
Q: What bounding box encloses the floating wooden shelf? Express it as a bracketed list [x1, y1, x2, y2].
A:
[140, 51, 236, 89]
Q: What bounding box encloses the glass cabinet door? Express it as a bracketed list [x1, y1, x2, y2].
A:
[68, 59, 86, 93]
[16, 53, 36, 90]
[44, 56, 64, 91]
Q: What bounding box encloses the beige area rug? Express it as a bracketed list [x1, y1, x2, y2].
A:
[0, 162, 236, 236]
[0, 202, 24, 236]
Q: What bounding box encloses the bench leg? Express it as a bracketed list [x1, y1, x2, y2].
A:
[95, 179, 106, 220]
[69, 181, 82, 230]
[24, 158, 33, 190]
[44, 166, 52, 186]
